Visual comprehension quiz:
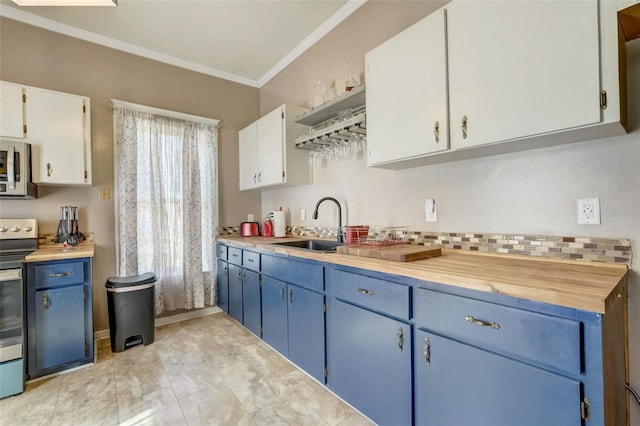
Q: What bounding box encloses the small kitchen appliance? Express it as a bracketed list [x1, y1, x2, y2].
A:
[262, 214, 273, 237]
[0, 139, 36, 199]
[0, 218, 37, 399]
[240, 222, 260, 237]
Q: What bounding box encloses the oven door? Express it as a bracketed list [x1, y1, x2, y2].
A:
[0, 268, 23, 362]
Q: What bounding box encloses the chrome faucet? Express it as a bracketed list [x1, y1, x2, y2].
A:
[312, 197, 344, 242]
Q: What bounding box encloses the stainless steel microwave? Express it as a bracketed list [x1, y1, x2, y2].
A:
[0, 139, 36, 199]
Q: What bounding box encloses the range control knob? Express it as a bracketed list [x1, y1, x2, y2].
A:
[0, 226, 7, 232]
[10, 225, 21, 232]
[23, 225, 33, 232]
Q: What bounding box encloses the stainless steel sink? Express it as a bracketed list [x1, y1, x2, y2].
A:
[272, 239, 343, 252]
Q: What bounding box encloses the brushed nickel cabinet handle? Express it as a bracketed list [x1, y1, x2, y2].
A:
[280, 287, 285, 301]
[49, 272, 71, 277]
[423, 337, 431, 365]
[43, 293, 49, 309]
[434, 121, 440, 143]
[356, 287, 374, 296]
[223, 266, 228, 276]
[257, 172, 262, 183]
[253, 173, 257, 184]
[47, 162, 53, 177]
[461, 115, 468, 140]
[396, 327, 404, 352]
[289, 288, 293, 304]
[465, 315, 500, 330]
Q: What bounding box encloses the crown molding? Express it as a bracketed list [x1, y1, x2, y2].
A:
[0, 4, 261, 87]
[0, 0, 367, 89]
[257, 0, 368, 87]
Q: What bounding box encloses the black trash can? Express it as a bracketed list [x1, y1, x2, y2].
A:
[105, 272, 156, 352]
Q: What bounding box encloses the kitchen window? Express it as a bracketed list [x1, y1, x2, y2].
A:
[112, 100, 219, 315]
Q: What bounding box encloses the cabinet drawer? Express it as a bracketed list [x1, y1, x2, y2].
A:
[328, 269, 410, 320]
[228, 247, 242, 266]
[34, 261, 85, 289]
[242, 250, 260, 272]
[216, 244, 227, 260]
[261, 255, 323, 292]
[414, 288, 581, 375]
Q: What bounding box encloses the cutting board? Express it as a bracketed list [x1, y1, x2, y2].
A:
[337, 244, 441, 262]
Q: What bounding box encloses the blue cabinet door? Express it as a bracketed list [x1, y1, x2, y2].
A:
[261, 276, 288, 356]
[242, 269, 261, 337]
[414, 329, 582, 426]
[228, 264, 243, 323]
[288, 284, 325, 383]
[216, 259, 229, 314]
[34, 285, 85, 371]
[328, 299, 412, 426]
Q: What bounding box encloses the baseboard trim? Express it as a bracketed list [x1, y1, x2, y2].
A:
[94, 306, 222, 341]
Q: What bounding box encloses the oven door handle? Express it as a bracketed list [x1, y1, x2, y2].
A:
[0, 268, 22, 282]
[7, 145, 16, 190]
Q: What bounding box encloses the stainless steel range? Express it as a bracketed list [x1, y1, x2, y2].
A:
[0, 218, 37, 399]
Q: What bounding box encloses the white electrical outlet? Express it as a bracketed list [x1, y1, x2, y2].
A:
[300, 209, 306, 221]
[247, 214, 254, 222]
[577, 198, 600, 225]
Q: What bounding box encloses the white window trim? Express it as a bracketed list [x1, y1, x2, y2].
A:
[110, 99, 220, 126]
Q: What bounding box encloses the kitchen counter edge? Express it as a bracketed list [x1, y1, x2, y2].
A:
[216, 236, 628, 314]
[25, 242, 95, 263]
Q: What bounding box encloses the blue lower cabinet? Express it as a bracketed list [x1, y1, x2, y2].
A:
[262, 276, 326, 383]
[34, 285, 85, 370]
[414, 329, 582, 426]
[328, 299, 412, 426]
[242, 269, 261, 337]
[216, 259, 229, 314]
[26, 258, 93, 379]
[262, 277, 288, 356]
[287, 284, 325, 383]
[227, 264, 243, 323]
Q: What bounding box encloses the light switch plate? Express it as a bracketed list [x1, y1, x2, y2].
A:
[248, 214, 254, 222]
[99, 187, 110, 200]
[425, 198, 437, 222]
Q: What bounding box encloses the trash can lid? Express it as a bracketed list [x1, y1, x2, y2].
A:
[105, 272, 156, 288]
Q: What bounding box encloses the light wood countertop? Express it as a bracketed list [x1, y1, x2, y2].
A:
[25, 242, 95, 263]
[217, 236, 628, 314]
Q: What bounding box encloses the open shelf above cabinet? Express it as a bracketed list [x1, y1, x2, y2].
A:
[295, 84, 366, 127]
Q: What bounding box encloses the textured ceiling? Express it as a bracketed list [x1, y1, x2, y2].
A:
[0, 0, 364, 86]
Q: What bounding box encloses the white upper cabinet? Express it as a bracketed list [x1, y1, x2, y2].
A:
[25, 86, 91, 185]
[238, 104, 310, 191]
[365, 0, 626, 169]
[0, 81, 25, 139]
[239, 121, 259, 191]
[256, 107, 287, 187]
[447, 0, 601, 150]
[366, 8, 448, 167]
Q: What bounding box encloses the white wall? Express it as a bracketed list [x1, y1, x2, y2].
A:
[263, 36, 640, 422]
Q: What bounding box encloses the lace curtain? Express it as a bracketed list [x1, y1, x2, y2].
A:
[113, 106, 219, 315]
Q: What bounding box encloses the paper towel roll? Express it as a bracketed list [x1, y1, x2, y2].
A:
[272, 211, 286, 237]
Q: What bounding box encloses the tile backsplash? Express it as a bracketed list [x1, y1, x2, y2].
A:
[218, 225, 632, 266]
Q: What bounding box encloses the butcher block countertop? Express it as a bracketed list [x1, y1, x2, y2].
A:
[217, 236, 628, 314]
[25, 241, 95, 263]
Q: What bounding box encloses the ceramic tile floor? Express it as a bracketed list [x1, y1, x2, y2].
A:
[0, 312, 373, 425]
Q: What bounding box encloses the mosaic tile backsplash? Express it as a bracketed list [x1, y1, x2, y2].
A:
[218, 226, 632, 266]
